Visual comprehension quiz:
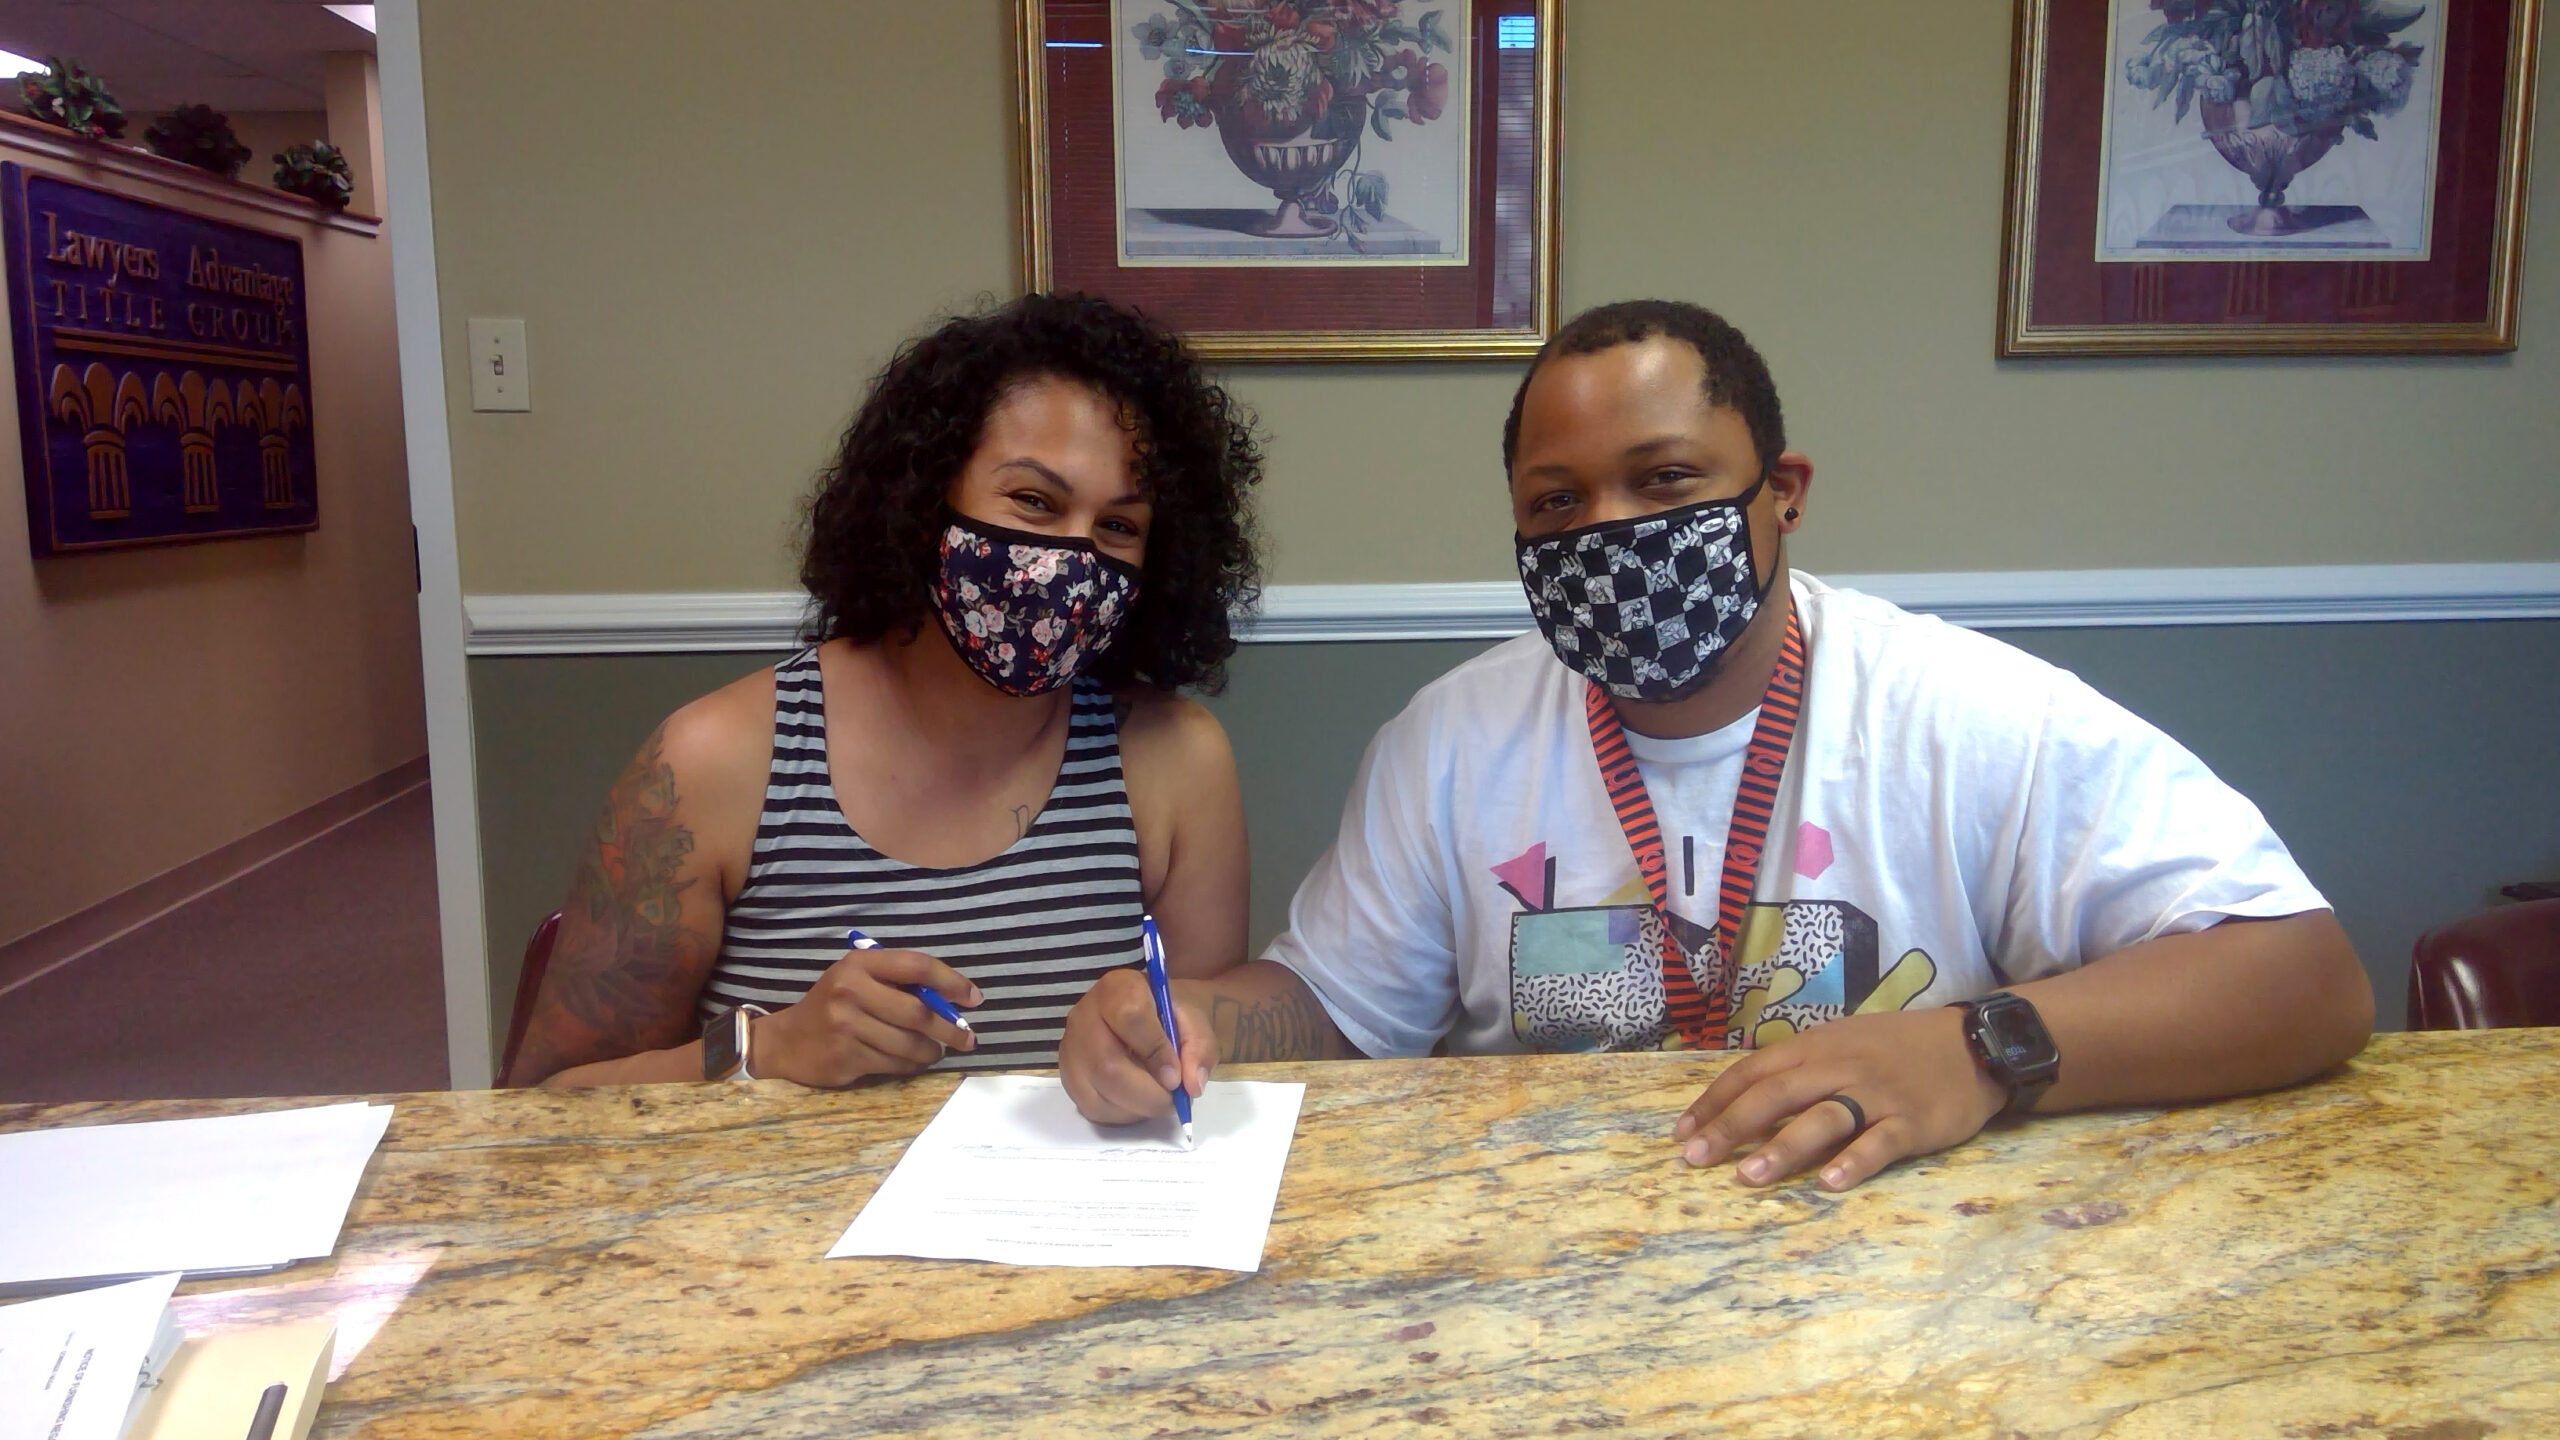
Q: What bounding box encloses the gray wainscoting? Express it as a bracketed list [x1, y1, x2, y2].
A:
[2002, 620, 2560, 1029]
[472, 651, 778, 1060]
[468, 619, 2560, 1055]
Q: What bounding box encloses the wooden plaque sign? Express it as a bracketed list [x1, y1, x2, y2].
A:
[2, 162, 319, 554]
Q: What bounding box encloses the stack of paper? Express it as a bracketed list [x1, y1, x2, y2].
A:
[0, 1276, 337, 1440]
[830, 1075, 1305, 1272]
[0, 1103, 394, 1292]
[0, 1274, 182, 1440]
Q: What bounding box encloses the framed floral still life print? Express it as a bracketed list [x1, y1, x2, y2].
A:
[1016, 0, 1562, 361]
[1998, 0, 2543, 356]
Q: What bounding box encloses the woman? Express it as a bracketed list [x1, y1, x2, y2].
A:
[507, 293, 1259, 1088]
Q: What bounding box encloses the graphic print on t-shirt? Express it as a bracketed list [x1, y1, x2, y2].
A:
[1509, 905, 1673, 1051]
[1724, 900, 1938, 1048]
[1498, 839, 1937, 1051]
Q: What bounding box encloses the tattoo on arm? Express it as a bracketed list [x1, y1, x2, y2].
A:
[1211, 979, 1357, 1063]
[508, 726, 716, 1083]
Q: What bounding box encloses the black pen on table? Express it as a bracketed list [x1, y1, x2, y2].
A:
[243, 1382, 288, 1440]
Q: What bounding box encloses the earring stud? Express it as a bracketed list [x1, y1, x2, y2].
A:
[1784, 507, 1800, 521]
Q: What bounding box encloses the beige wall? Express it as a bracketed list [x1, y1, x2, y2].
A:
[420, 0, 2560, 593]
[420, 2, 1020, 595]
[0, 143, 427, 945]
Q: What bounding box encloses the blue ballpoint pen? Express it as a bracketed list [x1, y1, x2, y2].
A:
[1140, 914, 1195, 1150]
[847, 928, 972, 1032]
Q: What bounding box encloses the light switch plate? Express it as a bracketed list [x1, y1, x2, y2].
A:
[467, 317, 530, 411]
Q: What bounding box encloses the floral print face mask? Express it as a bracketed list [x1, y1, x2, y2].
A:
[931, 510, 1141, 697]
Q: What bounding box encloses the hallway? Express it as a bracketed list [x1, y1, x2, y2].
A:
[0, 783, 447, 1102]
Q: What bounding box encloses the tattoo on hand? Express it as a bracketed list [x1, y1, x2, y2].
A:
[511, 726, 711, 1081]
[1212, 987, 1353, 1063]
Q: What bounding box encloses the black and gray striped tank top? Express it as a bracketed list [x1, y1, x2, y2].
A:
[699, 646, 1146, 1070]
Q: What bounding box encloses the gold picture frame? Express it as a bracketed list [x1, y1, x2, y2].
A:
[1997, 0, 2541, 357]
[1016, 0, 1564, 362]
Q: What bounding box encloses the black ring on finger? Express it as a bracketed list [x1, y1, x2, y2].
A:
[1824, 1093, 1868, 1138]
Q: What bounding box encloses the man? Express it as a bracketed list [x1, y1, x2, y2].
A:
[1060, 300, 2373, 1192]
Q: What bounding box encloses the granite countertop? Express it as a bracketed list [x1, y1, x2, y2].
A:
[5, 1030, 2554, 1438]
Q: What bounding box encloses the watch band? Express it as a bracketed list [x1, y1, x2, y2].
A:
[733, 1005, 769, 1081]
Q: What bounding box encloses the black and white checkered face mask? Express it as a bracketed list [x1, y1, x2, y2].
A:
[1515, 480, 1772, 702]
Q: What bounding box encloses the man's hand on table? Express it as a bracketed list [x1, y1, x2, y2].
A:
[1673, 1005, 2007, 1192]
[1059, 970, 1219, 1124]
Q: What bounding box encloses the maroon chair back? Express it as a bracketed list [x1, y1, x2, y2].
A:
[499, 911, 564, 1085]
[2407, 899, 2560, 1030]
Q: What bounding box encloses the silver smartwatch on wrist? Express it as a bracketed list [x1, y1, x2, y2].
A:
[701, 1004, 770, 1082]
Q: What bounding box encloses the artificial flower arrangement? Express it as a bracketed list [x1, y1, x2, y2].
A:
[273, 140, 355, 211]
[144, 103, 254, 179]
[19, 57, 126, 141]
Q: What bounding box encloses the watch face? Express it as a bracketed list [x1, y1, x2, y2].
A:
[702, 1008, 744, 1080]
[1980, 1001, 2058, 1075]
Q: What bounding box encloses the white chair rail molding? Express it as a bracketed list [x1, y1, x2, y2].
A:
[461, 562, 2560, 655]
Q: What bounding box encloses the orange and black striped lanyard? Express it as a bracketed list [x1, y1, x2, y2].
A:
[1582, 606, 1806, 1050]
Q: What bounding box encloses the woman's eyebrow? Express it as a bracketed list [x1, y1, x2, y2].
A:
[996, 459, 1146, 509]
[994, 458, 1070, 488]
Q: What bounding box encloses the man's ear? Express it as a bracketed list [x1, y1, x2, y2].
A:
[1767, 451, 1814, 534]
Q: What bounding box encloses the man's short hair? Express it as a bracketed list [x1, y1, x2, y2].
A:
[1500, 300, 1788, 478]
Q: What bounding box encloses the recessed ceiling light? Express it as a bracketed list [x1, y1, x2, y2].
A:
[324, 5, 377, 33]
[0, 49, 45, 77]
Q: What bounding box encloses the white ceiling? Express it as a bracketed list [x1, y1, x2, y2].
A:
[0, 1, 375, 114]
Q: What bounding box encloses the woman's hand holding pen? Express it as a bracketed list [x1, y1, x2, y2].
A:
[752, 944, 981, 1087]
[1059, 969, 1218, 1125]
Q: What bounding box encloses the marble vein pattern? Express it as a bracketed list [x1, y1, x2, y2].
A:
[3, 1031, 2554, 1438]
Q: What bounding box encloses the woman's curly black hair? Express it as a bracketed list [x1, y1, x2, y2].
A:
[799, 292, 1263, 693]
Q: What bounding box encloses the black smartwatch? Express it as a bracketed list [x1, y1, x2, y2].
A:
[1956, 992, 2060, 1115]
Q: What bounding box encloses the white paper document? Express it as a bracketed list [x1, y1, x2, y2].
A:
[0, 1273, 181, 1440]
[0, 1103, 394, 1290]
[830, 1076, 1305, 1271]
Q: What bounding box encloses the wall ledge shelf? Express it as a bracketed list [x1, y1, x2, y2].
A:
[0, 110, 381, 237]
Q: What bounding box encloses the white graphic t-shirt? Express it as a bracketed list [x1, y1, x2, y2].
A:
[1267, 574, 2329, 1058]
